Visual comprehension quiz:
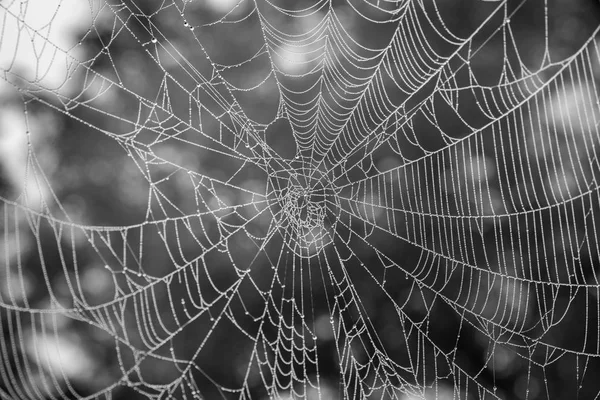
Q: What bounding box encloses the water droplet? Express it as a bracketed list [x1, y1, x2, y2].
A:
[151, 38, 157, 44]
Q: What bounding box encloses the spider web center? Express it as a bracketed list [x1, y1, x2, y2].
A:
[267, 164, 340, 259]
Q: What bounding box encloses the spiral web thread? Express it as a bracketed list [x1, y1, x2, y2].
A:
[1, 0, 600, 399]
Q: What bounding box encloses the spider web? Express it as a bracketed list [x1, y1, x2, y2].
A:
[1, 0, 600, 399]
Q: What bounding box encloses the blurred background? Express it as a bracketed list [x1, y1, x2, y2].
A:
[1, 0, 600, 399]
